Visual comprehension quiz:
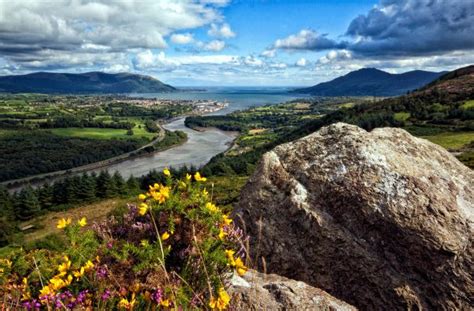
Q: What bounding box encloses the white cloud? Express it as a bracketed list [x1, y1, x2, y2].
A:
[170, 33, 194, 45]
[296, 58, 308, 67]
[0, 0, 230, 69]
[103, 63, 131, 73]
[243, 56, 264, 67]
[274, 29, 340, 51]
[208, 23, 236, 38]
[318, 50, 352, 64]
[261, 49, 276, 58]
[203, 40, 226, 51]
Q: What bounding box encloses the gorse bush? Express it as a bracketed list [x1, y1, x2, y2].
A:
[0, 171, 248, 310]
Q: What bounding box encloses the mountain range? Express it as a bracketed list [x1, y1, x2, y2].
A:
[295, 68, 446, 96]
[0, 72, 176, 94]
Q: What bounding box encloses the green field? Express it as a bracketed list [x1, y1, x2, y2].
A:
[461, 100, 474, 110]
[422, 131, 474, 149]
[394, 112, 411, 122]
[50, 127, 135, 140]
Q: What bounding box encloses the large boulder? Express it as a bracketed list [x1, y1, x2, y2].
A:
[234, 123, 473, 310]
[229, 270, 356, 310]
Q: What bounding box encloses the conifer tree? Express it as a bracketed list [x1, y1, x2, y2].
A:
[126, 176, 140, 195]
[113, 171, 127, 196]
[38, 183, 54, 210]
[14, 186, 40, 220]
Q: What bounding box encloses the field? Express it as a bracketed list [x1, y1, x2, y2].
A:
[421, 131, 474, 150]
[50, 127, 135, 140]
[0, 94, 191, 182]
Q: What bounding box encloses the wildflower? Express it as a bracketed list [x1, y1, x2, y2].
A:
[73, 267, 85, 280]
[58, 257, 71, 276]
[161, 231, 170, 241]
[205, 202, 220, 213]
[218, 227, 227, 241]
[39, 285, 53, 296]
[178, 181, 186, 189]
[194, 172, 207, 182]
[225, 250, 236, 266]
[138, 203, 148, 215]
[140, 240, 149, 247]
[163, 168, 171, 177]
[101, 289, 111, 301]
[151, 288, 163, 304]
[78, 217, 87, 227]
[160, 299, 171, 307]
[186, 173, 192, 181]
[85, 260, 94, 270]
[209, 287, 230, 311]
[119, 293, 136, 310]
[138, 193, 147, 201]
[222, 214, 232, 226]
[225, 249, 247, 276]
[153, 186, 170, 204]
[57, 218, 72, 229]
[234, 257, 248, 276]
[202, 188, 209, 197]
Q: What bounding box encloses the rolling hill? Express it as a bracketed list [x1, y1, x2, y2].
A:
[0, 72, 176, 94]
[295, 68, 445, 96]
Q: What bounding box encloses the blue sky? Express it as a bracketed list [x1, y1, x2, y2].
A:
[0, 0, 473, 86]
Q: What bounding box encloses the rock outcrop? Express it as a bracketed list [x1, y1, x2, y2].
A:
[234, 123, 473, 310]
[229, 270, 356, 310]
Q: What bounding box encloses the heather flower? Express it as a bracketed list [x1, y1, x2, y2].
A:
[151, 288, 163, 303]
[101, 289, 111, 301]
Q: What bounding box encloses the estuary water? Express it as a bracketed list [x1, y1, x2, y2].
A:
[99, 87, 308, 178]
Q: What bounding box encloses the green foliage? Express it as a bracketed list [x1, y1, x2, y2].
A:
[1, 172, 247, 310]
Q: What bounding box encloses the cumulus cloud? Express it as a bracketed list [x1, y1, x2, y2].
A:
[208, 23, 236, 38]
[0, 0, 229, 70]
[273, 29, 344, 51]
[318, 50, 352, 64]
[261, 49, 276, 58]
[296, 58, 308, 67]
[170, 33, 194, 45]
[202, 40, 226, 51]
[346, 0, 474, 56]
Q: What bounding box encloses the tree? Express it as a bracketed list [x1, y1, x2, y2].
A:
[113, 172, 127, 196]
[0, 185, 13, 219]
[78, 174, 96, 202]
[96, 171, 116, 198]
[14, 186, 41, 220]
[38, 183, 54, 210]
[126, 176, 140, 195]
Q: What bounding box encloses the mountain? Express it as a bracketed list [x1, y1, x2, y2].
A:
[0, 72, 176, 94]
[295, 68, 445, 96]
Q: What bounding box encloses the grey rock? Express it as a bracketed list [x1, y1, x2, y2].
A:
[235, 123, 473, 310]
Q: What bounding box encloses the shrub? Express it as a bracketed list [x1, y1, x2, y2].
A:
[0, 171, 248, 310]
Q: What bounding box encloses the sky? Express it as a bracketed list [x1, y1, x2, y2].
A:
[0, 0, 473, 86]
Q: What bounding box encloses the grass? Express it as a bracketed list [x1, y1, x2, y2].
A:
[461, 100, 474, 110]
[49, 127, 142, 140]
[421, 131, 474, 150]
[394, 112, 411, 122]
[21, 198, 131, 243]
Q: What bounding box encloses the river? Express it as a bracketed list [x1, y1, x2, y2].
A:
[91, 117, 237, 178]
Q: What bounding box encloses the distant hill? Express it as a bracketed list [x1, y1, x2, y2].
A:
[0, 72, 176, 94]
[295, 68, 445, 96]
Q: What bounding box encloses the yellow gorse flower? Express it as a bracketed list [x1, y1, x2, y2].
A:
[149, 184, 170, 204]
[209, 287, 230, 311]
[205, 202, 219, 213]
[163, 168, 171, 177]
[138, 193, 147, 201]
[222, 214, 232, 226]
[119, 293, 136, 310]
[56, 218, 72, 229]
[225, 249, 247, 276]
[39, 285, 53, 296]
[186, 173, 192, 181]
[78, 217, 87, 227]
[218, 228, 227, 241]
[139, 203, 148, 216]
[194, 172, 207, 182]
[160, 299, 171, 307]
[161, 231, 170, 241]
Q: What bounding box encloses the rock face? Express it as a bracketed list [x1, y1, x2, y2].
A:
[229, 270, 356, 310]
[234, 123, 473, 310]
